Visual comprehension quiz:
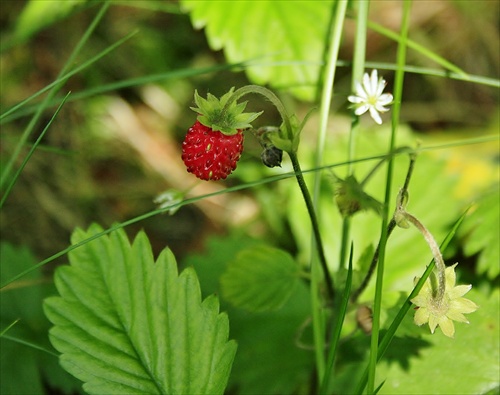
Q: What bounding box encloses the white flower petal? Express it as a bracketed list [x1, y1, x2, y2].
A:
[355, 82, 368, 98]
[378, 93, 393, 105]
[354, 104, 369, 116]
[348, 95, 364, 104]
[375, 103, 390, 113]
[376, 80, 386, 97]
[368, 70, 378, 95]
[362, 73, 371, 94]
[369, 107, 382, 124]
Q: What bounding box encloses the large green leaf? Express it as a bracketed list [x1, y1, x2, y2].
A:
[459, 186, 500, 279]
[220, 245, 300, 312]
[183, 234, 314, 394]
[180, 0, 334, 101]
[44, 224, 237, 395]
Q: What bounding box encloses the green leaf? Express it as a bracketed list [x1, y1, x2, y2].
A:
[0, 242, 82, 394]
[0, 241, 46, 395]
[220, 245, 300, 312]
[181, 0, 334, 101]
[376, 288, 499, 394]
[459, 186, 500, 279]
[184, 234, 314, 394]
[13, 0, 94, 43]
[43, 224, 237, 395]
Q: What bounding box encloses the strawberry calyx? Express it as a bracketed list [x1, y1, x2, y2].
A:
[190, 88, 263, 135]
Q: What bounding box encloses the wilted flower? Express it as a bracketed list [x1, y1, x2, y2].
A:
[334, 174, 382, 217]
[348, 69, 393, 125]
[411, 263, 479, 338]
[154, 189, 184, 215]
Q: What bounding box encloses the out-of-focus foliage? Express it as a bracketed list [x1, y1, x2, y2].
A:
[0, 243, 82, 394]
[220, 245, 301, 312]
[459, 187, 500, 280]
[181, 0, 333, 101]
[1, 1, 498, 394]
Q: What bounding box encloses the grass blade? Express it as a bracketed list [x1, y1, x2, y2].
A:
[0, 92, 71, 209]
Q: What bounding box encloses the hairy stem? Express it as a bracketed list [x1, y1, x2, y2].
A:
[397, 211, 446, 300]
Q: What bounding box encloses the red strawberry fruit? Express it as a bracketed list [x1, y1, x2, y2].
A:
[181, 88, 262, 181]
[182, 121, 244, 181]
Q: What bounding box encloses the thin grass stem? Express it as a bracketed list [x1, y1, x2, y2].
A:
[366, 1, 412, 392]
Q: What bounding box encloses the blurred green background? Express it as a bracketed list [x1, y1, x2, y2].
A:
[1, 0, 497, 263]
[1, 1, 498, 394]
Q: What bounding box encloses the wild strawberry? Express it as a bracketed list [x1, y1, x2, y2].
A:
[182, 121, 244, 181]
[181, 88, 262, 181]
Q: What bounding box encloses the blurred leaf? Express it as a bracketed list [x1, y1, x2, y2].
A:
[14, 0, 94, 42]
[184, 234, 314, 394]
[334, 174, 383, 217]
[0, 243, 46, 395]
[180, 0, 334, 101]
[227, 283, 313, 395]
[376, 288, 499, 394]
[221, 245, 300, 312]
[0, 340, 45, 395]
[459, 186, 500, 279]
[0, 243, 45, 326]
[0, 242, 81, 394]
[44, 224, 236, 395]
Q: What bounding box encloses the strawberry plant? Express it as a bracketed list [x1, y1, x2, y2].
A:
[1, 1, 499, 394]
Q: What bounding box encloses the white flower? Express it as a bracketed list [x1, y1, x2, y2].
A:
[348, 69, 393, 125]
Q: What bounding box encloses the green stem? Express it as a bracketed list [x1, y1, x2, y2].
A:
[339, 0, 369, 271]
[289, 152, 335, 302]
[222, 85, 335, 303]
[350, 219, 396, 303]
[367, 1, 411, 392]
[352, 151, 416, 303]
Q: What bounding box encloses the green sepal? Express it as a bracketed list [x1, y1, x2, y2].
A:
[191, 88, 262, 135]
[267, 134, 292, 153]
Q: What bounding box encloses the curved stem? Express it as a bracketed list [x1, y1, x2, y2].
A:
[290, 152, 335, 302]
[221, 85, 293, 143]
[352, 151, 416, 303]
[398, 211, 446, 300]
